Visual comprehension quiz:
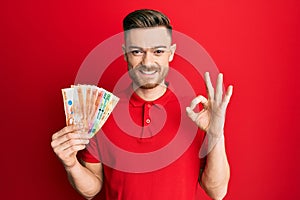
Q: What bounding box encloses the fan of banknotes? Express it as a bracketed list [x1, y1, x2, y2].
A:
[61, 85, 119, 138]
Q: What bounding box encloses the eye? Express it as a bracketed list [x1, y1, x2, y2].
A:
[130, 50, 144, 56]
[153, 49, 166, 56]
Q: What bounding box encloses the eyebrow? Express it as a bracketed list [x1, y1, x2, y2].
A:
[128, 45, 168, 49]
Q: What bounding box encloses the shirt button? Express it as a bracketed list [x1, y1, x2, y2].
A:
[147, 104, 151, 108]
[146, 119, 151, 124]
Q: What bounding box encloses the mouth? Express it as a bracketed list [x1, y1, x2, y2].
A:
[139, 69, 157, 75]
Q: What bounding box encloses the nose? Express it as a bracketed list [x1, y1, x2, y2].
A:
[141, 51, 155, 66]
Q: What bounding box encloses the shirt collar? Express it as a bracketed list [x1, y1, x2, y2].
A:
[126, 83, 173, 107]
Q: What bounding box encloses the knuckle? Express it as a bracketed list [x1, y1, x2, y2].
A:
[50, 141, 56, 148]
[71, 146, 78, 152]
[64, 125, 74, 133]
[69, 139, 76, 146]
[65, 133, 72, 140]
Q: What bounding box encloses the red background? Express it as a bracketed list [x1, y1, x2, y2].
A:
[1, 0, 300, 199]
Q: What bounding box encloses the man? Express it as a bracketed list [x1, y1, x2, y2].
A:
[51, 9, 233, 200]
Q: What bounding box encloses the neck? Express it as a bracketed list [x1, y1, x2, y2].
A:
[133, 82, 167, 101]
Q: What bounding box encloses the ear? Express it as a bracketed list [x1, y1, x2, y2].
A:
[168, 44, 177, 62]
[122, 44, 128, 62]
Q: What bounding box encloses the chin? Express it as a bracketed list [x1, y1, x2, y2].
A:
[140, 83, 159, 89]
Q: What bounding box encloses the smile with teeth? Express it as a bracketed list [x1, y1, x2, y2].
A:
[140, 69, 157, 75]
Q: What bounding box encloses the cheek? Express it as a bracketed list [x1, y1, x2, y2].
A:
[127, 57, 141, 68]
[158, 57, 170, 67]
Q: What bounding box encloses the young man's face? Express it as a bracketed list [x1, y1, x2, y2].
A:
[123, 27, 176, 89]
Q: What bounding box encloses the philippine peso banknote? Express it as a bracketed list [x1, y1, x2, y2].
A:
[61, 85, 119, 138]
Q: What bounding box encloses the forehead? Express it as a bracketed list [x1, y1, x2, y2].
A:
[125, 27, 171, 48]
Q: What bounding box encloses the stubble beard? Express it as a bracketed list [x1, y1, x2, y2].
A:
[128, 64, 168, 89]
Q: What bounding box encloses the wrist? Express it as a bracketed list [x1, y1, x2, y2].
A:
[206, 129, 224, 140]
[65, 159, 80, 172]
[206, 133, 224, 149]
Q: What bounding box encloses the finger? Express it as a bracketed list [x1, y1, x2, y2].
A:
[52, 124, 83, 141]
[204, 72, 214, 100]
[189, 95, 208, 110]
[54, 138, 90, 153]
[222, 85, 233, 108]
[51, 131, 90, 148]
[186, 107, 198, 122]
[64, 144, 87, 157]
[215, 73, 223, 102]
[56, 145, 86, 162]
[51, 132, 90, 149]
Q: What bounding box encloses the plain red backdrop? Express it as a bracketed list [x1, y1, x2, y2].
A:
[1, 0, 299, 199]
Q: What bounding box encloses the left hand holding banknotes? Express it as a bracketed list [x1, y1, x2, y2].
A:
[186, 72, 233, 138]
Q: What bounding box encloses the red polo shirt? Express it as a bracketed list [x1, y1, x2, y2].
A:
[80, 85, 206, 200]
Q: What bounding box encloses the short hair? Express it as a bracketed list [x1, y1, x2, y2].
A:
[123, 9, 172, 35]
